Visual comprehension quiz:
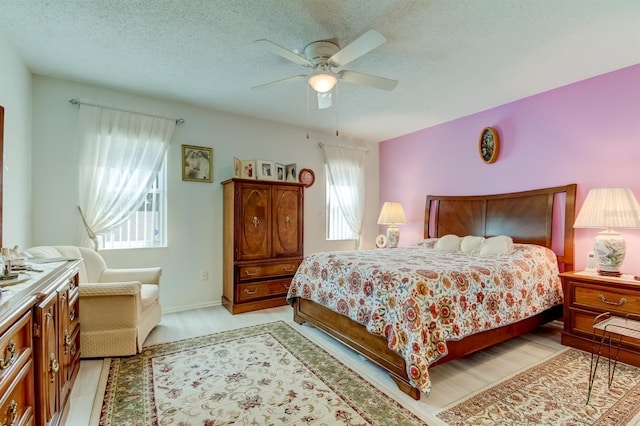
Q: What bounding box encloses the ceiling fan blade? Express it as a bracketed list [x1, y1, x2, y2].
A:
[338, 70, 398, 91]
[254, 39, 312, 67]
[317, 92, 332, 109]
[329, 29, 387, 67]
[251, 75, 307, 91]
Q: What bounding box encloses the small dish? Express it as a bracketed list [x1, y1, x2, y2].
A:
[0, 273, 19, 280]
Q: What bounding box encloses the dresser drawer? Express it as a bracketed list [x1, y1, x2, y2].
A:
[237, 261, 300, 282]
[0, 359, 34, 426]
[572, 282, 640, 315]
[0, 312, 32, 383]
[236, 279, 291, 302]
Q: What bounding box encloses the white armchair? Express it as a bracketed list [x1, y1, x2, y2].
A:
[26, 245, 162, 358]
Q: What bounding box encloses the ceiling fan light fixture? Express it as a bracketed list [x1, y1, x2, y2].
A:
[308, 72, 337, 93]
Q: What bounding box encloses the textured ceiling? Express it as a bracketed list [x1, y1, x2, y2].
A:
[0, 0, 638, 142]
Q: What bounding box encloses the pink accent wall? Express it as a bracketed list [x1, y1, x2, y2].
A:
[379, 64, 640, 273]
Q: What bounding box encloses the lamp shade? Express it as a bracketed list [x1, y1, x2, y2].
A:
[308, 72, 337, 93]
[573, 187, 640, 275]
[574, 188, 640, 229]
[377, 202, 406, 225]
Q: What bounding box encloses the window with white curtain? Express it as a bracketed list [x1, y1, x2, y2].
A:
[326, 164, 358, 241]
[98, 159, 167, 249]
[77, 104, 175, 250]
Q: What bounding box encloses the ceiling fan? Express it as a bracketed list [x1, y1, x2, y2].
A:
[252, 30, 398, 109]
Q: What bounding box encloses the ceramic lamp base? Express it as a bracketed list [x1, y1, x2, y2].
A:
[594, 229, 626, 274]
[387, 225, 400, 248]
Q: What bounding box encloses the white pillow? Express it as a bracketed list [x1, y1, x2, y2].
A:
[460, 236, 485, 255]
[479, 236, 515, 256]
[435, 234, 462, 252]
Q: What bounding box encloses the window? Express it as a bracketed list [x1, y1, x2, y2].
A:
[77, 104, 175, 250]
[326, 165, 358, 241]
[98, 157, 167, 249]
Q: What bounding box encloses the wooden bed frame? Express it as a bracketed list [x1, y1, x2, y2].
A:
[293, 184, 577, 399]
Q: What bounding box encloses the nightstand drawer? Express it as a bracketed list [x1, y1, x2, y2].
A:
[573, 284, 640, 315]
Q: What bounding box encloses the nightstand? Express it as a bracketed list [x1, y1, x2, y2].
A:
[559, 271, 640, 367]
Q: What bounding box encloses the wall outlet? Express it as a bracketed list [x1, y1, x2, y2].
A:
[200, 270, 208, 281]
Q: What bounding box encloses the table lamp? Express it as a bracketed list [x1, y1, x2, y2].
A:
[573, 187, 640, 275]
[377, 202, 406, 248]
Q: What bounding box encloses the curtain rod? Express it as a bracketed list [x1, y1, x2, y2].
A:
[68, 99, 185, 124]
[318, 142, 369, 153]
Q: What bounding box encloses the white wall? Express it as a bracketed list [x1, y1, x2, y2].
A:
[0, 31, 32, 249]
[30, 76, 380, 312]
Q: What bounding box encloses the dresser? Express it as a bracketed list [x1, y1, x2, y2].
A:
[222, 178, 304, 314]
[559, 271, 640, 367]
[0, 260, 80, 426]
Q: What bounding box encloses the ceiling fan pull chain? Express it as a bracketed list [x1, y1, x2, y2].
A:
[306, 85, 310, 140]
[335, 86, 339, 136]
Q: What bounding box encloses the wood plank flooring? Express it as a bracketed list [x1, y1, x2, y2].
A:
[68, 305, 566, 425]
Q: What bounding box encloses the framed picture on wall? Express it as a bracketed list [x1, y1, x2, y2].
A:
[182, 144, 213, 183]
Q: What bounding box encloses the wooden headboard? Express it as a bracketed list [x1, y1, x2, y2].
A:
[424, 184, 577, 271]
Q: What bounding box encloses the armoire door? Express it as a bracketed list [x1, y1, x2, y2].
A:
[237, 183, 271, 261]
[272, 185, 303, 257]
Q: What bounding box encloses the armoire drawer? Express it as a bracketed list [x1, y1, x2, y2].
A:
[236, 279, 292, 302]
[237, 261, 301, 282]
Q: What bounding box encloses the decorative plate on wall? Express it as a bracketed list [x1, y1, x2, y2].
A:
[298, 168, 315, 187]
[479, 127, 500, 164]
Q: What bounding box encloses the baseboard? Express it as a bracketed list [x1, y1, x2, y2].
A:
[161, 299, 220, 314]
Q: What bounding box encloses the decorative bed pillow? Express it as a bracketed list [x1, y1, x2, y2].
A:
[460, 236, 485, 254]
[478, 235, 515, 256]
[435, 234, 462, 252]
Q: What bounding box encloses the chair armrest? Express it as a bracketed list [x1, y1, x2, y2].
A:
[100, 267, 162, 284]
[79, 281, 142, 297]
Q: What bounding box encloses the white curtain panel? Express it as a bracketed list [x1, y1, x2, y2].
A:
[322, 144, 366, 249]
[77, 105, 176, 249]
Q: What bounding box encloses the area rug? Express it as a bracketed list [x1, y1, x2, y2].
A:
[437, 348, 640, 425]
[92, 321, 427, 425]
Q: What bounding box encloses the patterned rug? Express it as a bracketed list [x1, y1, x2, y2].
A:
[437, 348, 640, 425]
[93, 321, 427, 425]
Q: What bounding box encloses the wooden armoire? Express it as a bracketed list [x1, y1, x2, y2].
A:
[222, 178, 304, 314]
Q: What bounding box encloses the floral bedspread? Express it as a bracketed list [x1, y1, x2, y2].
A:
[286, 240, 563, 395]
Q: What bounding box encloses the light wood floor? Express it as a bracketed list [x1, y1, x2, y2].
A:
[69, 305, 566, 425]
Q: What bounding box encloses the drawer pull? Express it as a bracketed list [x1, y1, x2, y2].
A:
[64, 330, 72, 354]
[69, 308, 76, 322]
[244, 288, 258, 295]
[598, 294, 626, 306]
[283, 266, 295, 272]
[49, 353, 59, 382]
[284, 216, 292, 226]
[244, 270, 257, 276]
[252, 216, 260, 228]
[0, 340, 16, 370]
[3, 400, 18, 426]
